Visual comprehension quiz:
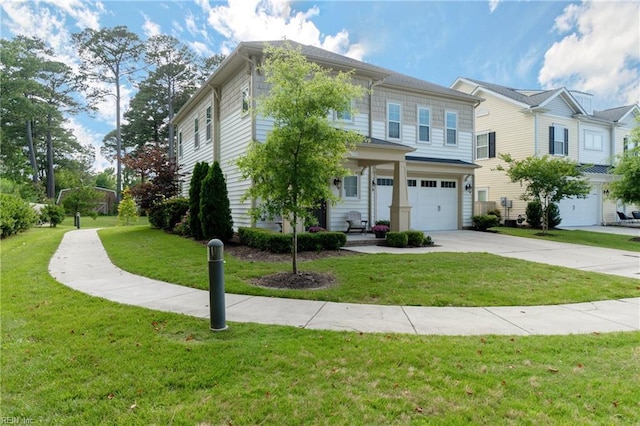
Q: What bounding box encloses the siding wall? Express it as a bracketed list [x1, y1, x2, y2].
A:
[177, 90, 215, 196]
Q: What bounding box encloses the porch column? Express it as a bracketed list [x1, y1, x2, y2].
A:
[390, 160, 411, 231]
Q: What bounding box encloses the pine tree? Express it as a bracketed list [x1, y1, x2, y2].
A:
[199, 161, 233, 241]
[188, 162, 209, 240]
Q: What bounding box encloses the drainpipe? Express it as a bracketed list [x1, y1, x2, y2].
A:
[367, 78, 386, 227]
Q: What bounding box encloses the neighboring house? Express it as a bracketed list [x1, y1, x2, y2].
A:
[174, 40, 481, 233]
[451, 77, 639, 226]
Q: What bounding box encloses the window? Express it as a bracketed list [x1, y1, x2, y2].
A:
[387, 103, 401, 139]
[623, 136, 629, 152]
[549, 124, 568, 156]
[206, 106, 212, 142]
[477, 189, 488, 202]
[584, 130, 602, 150]
[336, 101, 353, 121]
[407, 179, 417, 187]
[446, 111, 457, 145]
[241, 87, 249, 113]
[376, 178, 393, 186]
[421, 180, 437, 188]
[417, 107, 430, 143]
[476, 132, 496, 159]
[194, 117, 199, 149]
[441, 181, 456, 188]
[178, 131, 183, 157]
[343, 175, 358, 198]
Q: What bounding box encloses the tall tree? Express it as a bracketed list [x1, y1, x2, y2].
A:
[496, 154, 591, 234]
[72, 26, 145, 203]
[144, 35, 199, 159]
[237, 44, 365, 273]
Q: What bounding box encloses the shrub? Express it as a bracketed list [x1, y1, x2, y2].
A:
[238, 227, 346, 253]
[307, 226, 325, 233]
[472, 214, 500, 231]
[375, 219, 390, 226]
[404, 230, 424, 247]
[424, 235, 434, 246]
[174, 211, 191, 236]
[1, 194, 37, 238]
[386, 231, 408, 248]
[40, 203, 66, 227]
[547, 202, 562, 229]
[148, 203, 165, 229]
[487, 209, 502, 220]
[525, 201, 543, 229]
[147, 197, 189, 231]
[200, 161, 234, 241]
[189, 162, 209, 240]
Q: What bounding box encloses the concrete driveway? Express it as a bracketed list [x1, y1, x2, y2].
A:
[346, 228, 640, 279]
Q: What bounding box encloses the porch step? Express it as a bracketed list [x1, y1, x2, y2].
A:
[343, 238, 387, 247]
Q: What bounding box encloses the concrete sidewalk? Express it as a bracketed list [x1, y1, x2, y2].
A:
[48, 229, 640, 336]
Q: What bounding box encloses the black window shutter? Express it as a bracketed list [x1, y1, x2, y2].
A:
[564, 128, 569, 156]
[488, 132, 496, 158]
[549, 126, 555, 154]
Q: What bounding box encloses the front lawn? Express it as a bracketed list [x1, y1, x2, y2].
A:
[98, 226, 640, 307]
[2, 226, 639, 424]
[494, 226, 640, 252]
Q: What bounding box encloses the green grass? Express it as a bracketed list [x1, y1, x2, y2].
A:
[99, 226, 640, 307]
[494, 226, 640, 252]
[2, 226, 639, 424]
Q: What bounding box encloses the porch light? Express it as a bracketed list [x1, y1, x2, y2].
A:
[465, 181, 473, 193]
[371, 179, 376, 192]
[333, 178, 342, 190]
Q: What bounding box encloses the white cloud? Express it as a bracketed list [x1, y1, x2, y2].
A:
[200, 0, 366, 60]
[64, 118, 111, 172]
[141, 13, 161, 38]
[488, 0, 500, 14]
[539, 1, 640, 109]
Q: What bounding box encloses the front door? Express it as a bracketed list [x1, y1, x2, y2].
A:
[310, 200, 327, 229]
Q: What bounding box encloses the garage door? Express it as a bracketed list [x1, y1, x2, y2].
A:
[558, 189, 599, 226]
[376, 178, 458, 231]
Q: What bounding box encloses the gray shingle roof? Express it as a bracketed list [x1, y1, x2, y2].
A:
[463, 78, 558, 106]
[579, 164, 612, 174]
[406, 156, 476, 167]
[592, 105, 636, 122]
[242, 40, 480, 102]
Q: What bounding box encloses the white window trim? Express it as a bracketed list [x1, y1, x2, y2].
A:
[476, 131, 489, 160]
[335, 100, 354, 122]
[178, 131, 183, 158]
[343, 175, 359, 199]
[387, 102, 401, 140]
[194, 116, 200, 150]
[206, 105, 212, 142]
[445, 111, 457, 146]
[584, 129, 603, 151]
[417, 106, 430, 144]
[241, 86, 250, 115]
[553, 123, 566, 156]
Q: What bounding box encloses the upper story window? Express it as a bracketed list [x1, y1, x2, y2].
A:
[549, 124, 568, 156]
[445, 111, 457, 145]
[241, 87, 250, 113]
[178, 131, 183, 158]
[623, 136, 629, 152]
[206, 106, 212, 142]
[343, 175, 358, 198]
[476, 132, 496, 160]
[336, 101, 353, 122]
[194, 117, 200, 149]
[584, 130, 603, 151]
[417, 107, 430, 143]
[387, 102, 401, 139]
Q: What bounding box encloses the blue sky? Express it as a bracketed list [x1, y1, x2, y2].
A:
[2, 0, 639, 171]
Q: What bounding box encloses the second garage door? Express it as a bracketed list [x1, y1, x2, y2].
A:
[376, 178, 458, 231]
[558, 189, 600, 226]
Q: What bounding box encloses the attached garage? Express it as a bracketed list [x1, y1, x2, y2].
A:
[558, 189, 600, 226]
[376, 177, 459, 231]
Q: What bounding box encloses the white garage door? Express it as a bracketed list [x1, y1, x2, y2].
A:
[376, 178, 458, 231]
[558, 190, 599, 226]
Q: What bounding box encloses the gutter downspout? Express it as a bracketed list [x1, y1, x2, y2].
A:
[239, 53, 259, 226]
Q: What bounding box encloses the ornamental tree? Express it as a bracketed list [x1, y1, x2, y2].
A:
[609, 120, 640, 206]
[236, 43, 365, 274]
[496, 154, 591, 234]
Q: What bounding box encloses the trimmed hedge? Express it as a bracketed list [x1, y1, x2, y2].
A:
[238, 227, 346, 253]
[472, 214, 500, 231]
[404, 230, 424, 247]
[386, 231, 408, 248]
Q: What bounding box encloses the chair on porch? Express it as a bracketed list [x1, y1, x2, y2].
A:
[345, 211, 368, 234]
[617, 211, 636, 223]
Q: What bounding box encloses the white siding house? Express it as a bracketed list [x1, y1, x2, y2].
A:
[174, 41, 481, 233]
